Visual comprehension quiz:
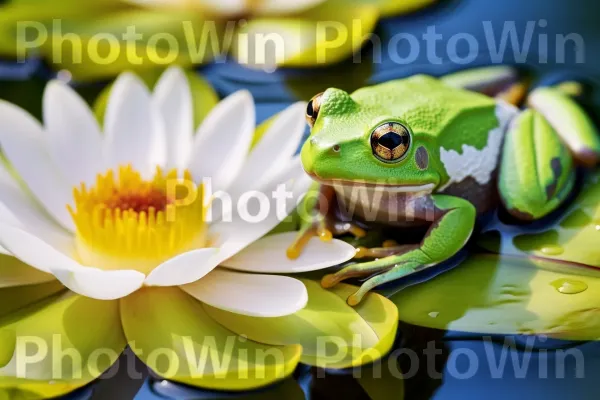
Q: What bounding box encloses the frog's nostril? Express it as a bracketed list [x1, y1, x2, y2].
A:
[310, 137, 318, 146]
[332, 144, 341, 153]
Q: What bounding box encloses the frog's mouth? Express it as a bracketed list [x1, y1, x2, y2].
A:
[307, 175, 436, 194]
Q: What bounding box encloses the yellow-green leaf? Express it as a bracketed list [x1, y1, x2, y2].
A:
[231, 0, 379, 68]
[30, 9, 223, 81]
[479, 170, 600, 268]
[0, 255, 55, 289]
[204, 279, 398, 369]
[0, 292, 125, 398]
[120, 287, 302, 391]
[391, 253, 600, 340]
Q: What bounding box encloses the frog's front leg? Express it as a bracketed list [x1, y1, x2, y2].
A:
[287, 183, 366, 259]
[322, 194, 476, 306]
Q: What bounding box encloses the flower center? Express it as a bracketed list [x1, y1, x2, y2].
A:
[69, 165, 206, 273]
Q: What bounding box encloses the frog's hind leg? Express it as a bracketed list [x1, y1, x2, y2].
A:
[287, 183, 366, 259]
[322, 195, 476, 306]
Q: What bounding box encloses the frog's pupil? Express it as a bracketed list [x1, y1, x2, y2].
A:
[306, 101, 315, 117]
[378, 132, 408, 150]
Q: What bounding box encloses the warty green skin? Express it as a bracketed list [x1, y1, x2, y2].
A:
[300, 74, 599, 305]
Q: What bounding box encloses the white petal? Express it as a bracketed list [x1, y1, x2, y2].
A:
[254, 0, 326, 14]
[143, 247, 220, 287]
[0, 223, 78, 273]
[153, 67, 193, 171]
[0, 100, 73, 230]
[51, 267, 145, 300]
[188, 90, 255, 192]
[0, 223, 144, 299]
[222, 231, 355, 273]
[210, 158, 312, 263]
[43, 80, 104, 187]
[104, 72, 166, 177]
[181, 269, 308, 317]
[228, 102, 306, 195]
[0, 254, 56, 288]
[0, 164, 74, 255]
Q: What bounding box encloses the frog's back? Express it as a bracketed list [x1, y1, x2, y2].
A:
[350, 75, 500, 148]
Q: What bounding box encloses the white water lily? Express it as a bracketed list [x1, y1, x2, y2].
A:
[0, 66, 356, 317]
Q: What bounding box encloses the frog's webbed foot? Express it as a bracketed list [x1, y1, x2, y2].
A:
[286, 184, 366, 259]
[322, 248, 430, 306]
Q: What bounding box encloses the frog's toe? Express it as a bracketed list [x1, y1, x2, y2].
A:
[332, 221, 367, 238]
[345, 261, 422, 306]
[320, 260, 394, 289]
[286, 224, 326, 259]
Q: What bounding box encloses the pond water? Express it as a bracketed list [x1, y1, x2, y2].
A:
[1, 0, 599, 398]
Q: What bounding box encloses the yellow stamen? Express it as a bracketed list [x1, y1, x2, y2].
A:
[69, 165, 206, 273]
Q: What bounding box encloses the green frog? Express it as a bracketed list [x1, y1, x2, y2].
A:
[288, 70, 600, 306]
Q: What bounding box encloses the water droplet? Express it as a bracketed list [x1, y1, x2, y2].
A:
[428, 311, 439, 318]
[540, 245, 564, 255]
[595, 225, 600, 231]
[551, 279, 588, 294]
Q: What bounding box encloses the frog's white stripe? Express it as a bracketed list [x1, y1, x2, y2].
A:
[439, 101, 518, 190]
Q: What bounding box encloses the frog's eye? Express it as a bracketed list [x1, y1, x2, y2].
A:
[370, 122, 411, 162]
[306, 92, 323, 128]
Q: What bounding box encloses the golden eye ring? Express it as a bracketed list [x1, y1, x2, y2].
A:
[306, 92, 323, 128]
[370, 122, 411, 162]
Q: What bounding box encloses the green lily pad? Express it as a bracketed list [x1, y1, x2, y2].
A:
[479, 170, 600, 268]
[391, 253, 600, 340]
[0, 291, 125, 398]
[230, 0, 378, 68]
[203, 279, 398, 369]
[0, 255, 55, 289]
[120, 287, 302, 391]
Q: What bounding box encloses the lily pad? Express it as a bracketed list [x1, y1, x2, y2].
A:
[479, 170, 600, 268]
[0, 291, 125, 399]
[230, 0, 379, 68]
[391, 254, 600, 340]
[120, 287, 302, 391]
[203, 279, 398, 369]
